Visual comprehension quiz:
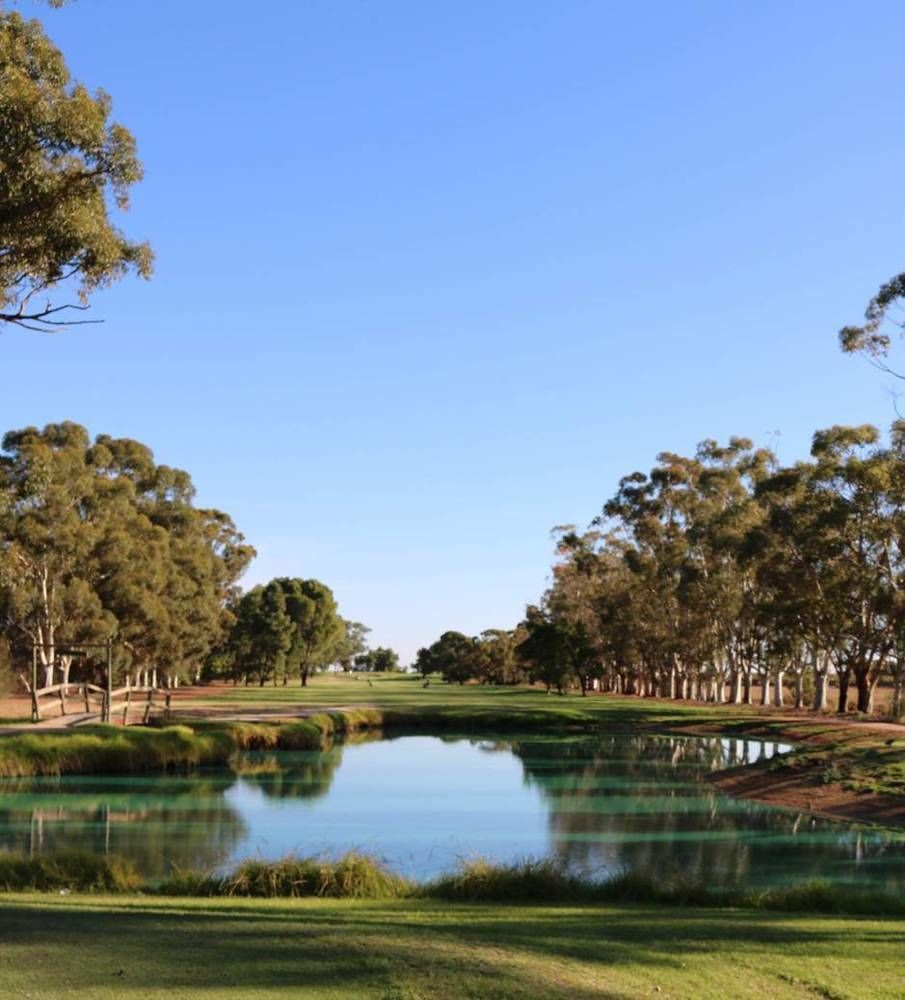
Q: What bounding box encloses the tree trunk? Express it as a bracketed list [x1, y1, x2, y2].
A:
[892, 672, 903, 720]
[794, 671, 805, 710]
[855, 672, 872, 714]
[61, 656, 72, 693]
[773, 671, 784, 708]
[837, 669, 850, 714]
[813, 670, 827, 711]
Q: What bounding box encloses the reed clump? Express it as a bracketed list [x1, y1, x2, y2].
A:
[0, 850, 902, 915]
[0, 850, 142, 892]
[160, 853, 412, 899]
[425, 857, 592, 902]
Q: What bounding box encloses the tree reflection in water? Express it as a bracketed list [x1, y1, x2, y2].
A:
[0, 732, 903, 890]
[505, 733, 905, 891]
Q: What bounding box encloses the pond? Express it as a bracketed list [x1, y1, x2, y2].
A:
[1, 732, 904, 890]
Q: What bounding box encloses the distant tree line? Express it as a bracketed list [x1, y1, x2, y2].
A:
[421, 424, 905, 718]
[415, 629, 528, 686]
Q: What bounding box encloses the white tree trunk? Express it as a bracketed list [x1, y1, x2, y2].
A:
[773, 671, 784, 708]
[813, 669, 828, 711]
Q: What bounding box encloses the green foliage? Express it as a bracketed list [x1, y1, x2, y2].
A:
[0, 422, 254, 687]
[0, 9, 152, 331]
[354, 646, 399, 672]
[839, 271, 905, 362]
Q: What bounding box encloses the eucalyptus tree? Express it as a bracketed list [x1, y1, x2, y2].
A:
[839, 271, 905, 379]
[0, 423, 123, 685]
[0, 422, 253, 687]
[356, 647, 399, 672]
[333, 620, 370, 672]
[276, 578, 343, 686]
[422, 630, 478, 685]
[516, 605, 586, 695]
[810, 426, 901, 713]
[690, 438, 775, 704]
[0, 6, 152, 332]
[476, 627, 527, 685]
[230, 582, 292, 687]
[544, 528, 608, 694]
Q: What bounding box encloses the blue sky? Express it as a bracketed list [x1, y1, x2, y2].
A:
[3, 1, 903, 661]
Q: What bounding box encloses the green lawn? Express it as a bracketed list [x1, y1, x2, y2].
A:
[0, 894, 901, 1000]
[193, 672, 764, 724]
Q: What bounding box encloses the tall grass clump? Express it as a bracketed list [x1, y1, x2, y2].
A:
[0, 725, 237, 777]
[160, 853, 413, 899]
[750, 881, 905, 917]
[0, 850, 141, 892]
[425, 857, 593, 903]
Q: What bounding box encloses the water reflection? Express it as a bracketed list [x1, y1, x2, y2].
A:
[508, 734, 901, 890]
[0, 733, 901, 889]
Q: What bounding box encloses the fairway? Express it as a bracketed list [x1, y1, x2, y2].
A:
[0, 894, 902, 1000]
[181, 672, 768, 720]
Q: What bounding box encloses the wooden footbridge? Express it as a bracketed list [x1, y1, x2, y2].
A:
[24, 639, 172, 728]
[27, 680, 172, 727]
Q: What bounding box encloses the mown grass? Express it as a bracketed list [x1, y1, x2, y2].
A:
[0, 892, 902, 1000]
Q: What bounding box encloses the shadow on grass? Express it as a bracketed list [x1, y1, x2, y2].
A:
[0, 897, 900, 998]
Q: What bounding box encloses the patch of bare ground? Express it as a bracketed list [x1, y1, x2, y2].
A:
[709, 761, 905, 827]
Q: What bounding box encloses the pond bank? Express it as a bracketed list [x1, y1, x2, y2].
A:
[0, 693, 903, 828]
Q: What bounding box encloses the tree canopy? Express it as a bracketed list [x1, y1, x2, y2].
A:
[212, 576, 353, 687]
[0, 422, 253, 687]
[839, 271, 905, 377]
[0, 7, 152, 331]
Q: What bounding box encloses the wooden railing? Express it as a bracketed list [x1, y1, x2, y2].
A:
[108, 685, 172, 726]
[29, 682, 172, 725]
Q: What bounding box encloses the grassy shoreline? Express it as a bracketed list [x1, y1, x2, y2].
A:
[0, 850, 901, 918]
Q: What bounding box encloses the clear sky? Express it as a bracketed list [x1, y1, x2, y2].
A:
[2, 1, 904, 662]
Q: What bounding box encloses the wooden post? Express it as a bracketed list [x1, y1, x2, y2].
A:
[104, 638, 113, 724]
[122, 679, 132, 726]
[143, 688, 154, 725]
[83, 684, 90, 713]
[31, 645, 38, 723]
[165, 692, 172, 721]
[58, 686, 66, 716]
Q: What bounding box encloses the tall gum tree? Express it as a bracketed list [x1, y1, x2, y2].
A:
[0, 423, 253, 688]
[0, 6, 152, 332]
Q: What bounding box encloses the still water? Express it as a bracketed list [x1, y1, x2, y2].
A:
[1, 732, 903, 889]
